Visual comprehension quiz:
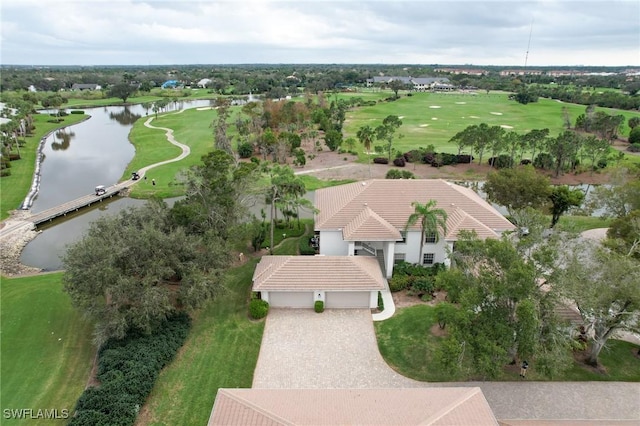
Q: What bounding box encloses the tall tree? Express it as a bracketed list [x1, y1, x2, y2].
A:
[547, 131, 580, 177]
[107, 83, 137, 103]
[375, 115, 403, 162]
[557, 243, 640, 366]
[357, 124, 376, 177]
[62, 199, 228, 344]
[581, 135, 610, 173]
[549, 185, 585, 227]
[484, 166, 551, 215]
[405, 200, 448, 264]
[436, 233, 570, 378]
[212, 97, 234, 158]
[388, 79, 408, 99]
[522, 128, 549, 163]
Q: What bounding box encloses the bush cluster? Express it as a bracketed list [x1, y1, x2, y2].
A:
[386, 169, 415, 179]
[392, 157, 406, 167]
[373, 157, 389, 164]
[69, 313, 191, 426]
[487, 154, 512, 169]
[70, 110, 85, 114]
[249, 299, 269, 319]
[314, 300, 324, 313]
[389, 261, 445, 297]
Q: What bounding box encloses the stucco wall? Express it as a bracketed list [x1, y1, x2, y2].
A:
[319, 231, 349, 255]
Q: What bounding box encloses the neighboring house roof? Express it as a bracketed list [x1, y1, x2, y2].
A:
[252, 256, 385, 292]
[71, 83, 100, 90]
[208, 387, 499, 425]
[315, 179, 515, 240]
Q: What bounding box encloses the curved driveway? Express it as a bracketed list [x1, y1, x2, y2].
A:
[253, 309, 640, 421]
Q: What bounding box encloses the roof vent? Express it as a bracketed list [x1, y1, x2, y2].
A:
[362, 182, 367, 186]
[451, 203, 455, 206]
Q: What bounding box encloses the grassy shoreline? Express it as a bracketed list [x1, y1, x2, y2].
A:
[0, 113, 89, 220]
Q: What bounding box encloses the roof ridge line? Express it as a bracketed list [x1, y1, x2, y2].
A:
[418, 387, 488, 425]
[218, 389, 295, 426]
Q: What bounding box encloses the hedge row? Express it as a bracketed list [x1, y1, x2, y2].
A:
[69, 313, 191, 426]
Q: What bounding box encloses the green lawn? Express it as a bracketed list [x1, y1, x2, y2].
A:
[0, 273, 95, 425]
[554, 215, 612, 233]
[0, 113, 89, 220]
[375, 304, 640, 382]
[137, 226, 306, 425]
[343, 91, 640, 155]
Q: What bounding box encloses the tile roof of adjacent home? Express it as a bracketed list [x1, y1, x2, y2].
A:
[315, 179, 515, 240]
[252, 256, 385, 292]
[208, 387, 499, 425]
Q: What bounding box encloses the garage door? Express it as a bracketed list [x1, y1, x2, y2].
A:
[269, 291, 314, 308]
[325, 291, 371, 309]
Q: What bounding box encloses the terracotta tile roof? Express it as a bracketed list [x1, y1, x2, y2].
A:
[343, 206, 402, 241]
[252, 256, 385, 291]
[445, 207, 498, 240]
[315, 179, 515, 239]
[208, 388, 499, 425]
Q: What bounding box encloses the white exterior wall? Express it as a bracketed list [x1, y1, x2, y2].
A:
[382, 241, 395, 278]
[369, 290, 379, 309]
[396, 231, 449, 266]
[319, 231, 349, 255]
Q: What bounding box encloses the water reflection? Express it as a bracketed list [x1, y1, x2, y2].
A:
[109, 107, 142, 126]
[51, 129, 76, 151]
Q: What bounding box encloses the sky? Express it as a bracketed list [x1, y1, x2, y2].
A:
[1, 0, 639, 67]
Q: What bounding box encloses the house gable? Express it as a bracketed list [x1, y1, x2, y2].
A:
[315, 179, 515, 241]
[342, 206, 402, 241]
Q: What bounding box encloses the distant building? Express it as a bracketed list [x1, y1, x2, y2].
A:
[434, 67, 487, 76]
[365, 76, 452, 91]
[197, 78, 212, 88]
[499, 69, 543, 77]
[71, 83, 102, 91]
[161, 80, 181, 89]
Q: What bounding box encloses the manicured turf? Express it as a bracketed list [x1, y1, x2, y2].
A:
[0, 273, 95, 424]
[342, 91, 640, 155]
[137, 224, 307, 425]
[375, 304, 640, 382]
[0, 113, 89, 220]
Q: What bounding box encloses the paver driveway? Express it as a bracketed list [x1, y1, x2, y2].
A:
[252, 308, 416, 388]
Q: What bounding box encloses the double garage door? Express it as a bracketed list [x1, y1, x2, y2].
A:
[268, 291, 370, 308]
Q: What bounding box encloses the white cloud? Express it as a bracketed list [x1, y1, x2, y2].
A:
[1, 0, 638, 65]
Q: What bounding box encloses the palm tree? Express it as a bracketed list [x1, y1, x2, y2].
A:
[405, 200, 448, 265]
[357, 125, 375, 177]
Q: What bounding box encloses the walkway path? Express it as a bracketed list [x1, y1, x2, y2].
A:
[0, 115, 193, 277]
[253, 309, 640, 422]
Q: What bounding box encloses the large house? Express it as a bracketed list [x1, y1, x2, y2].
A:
[252, 179, 515, 309]
[208, 387, 499, 425]
[365, 76, 453, 91]
[315, 179, 515, 278]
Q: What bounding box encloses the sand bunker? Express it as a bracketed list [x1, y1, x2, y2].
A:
[490, 112, 503, 115]
[196, 107, 212, 111]
[431, 117, 439, 121]
[500, 125, 514, 129]
[398, 116, 405, 119]
[419, 124, 430, 127]
[469, 115, 479, 119]
[429, 106, 442, 109]
[455, 102, 467, 104]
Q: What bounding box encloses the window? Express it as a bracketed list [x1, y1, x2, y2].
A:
[394, 253, 406, 264]
[423, 253, 435, 265]
[425, 232, 437, 243]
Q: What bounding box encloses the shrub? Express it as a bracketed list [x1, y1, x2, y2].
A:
[386, 169, 415, 179]
[70, 110, 84, 114]
[373, 157, 389, 164]
[629, 126, 640, 145]
[314, 300, 324, 313]
[249, 299, 269, 319]
[488, 154, 512, 169]
[520, 159, 532, 165]
[533, 152, 554, 170]
[377, 291, 384, 311]
[393, 157, 406, 167]
[628, 143, 640, 153]
[388, 275, 409, 292]
[237, 142, 254, 158]
[434, 302, 457, 329]
[69, 313, 191, 426]
[456, 154, 473, 164]
[411, 277, 435, 295]
[299, 236, 317, 255]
